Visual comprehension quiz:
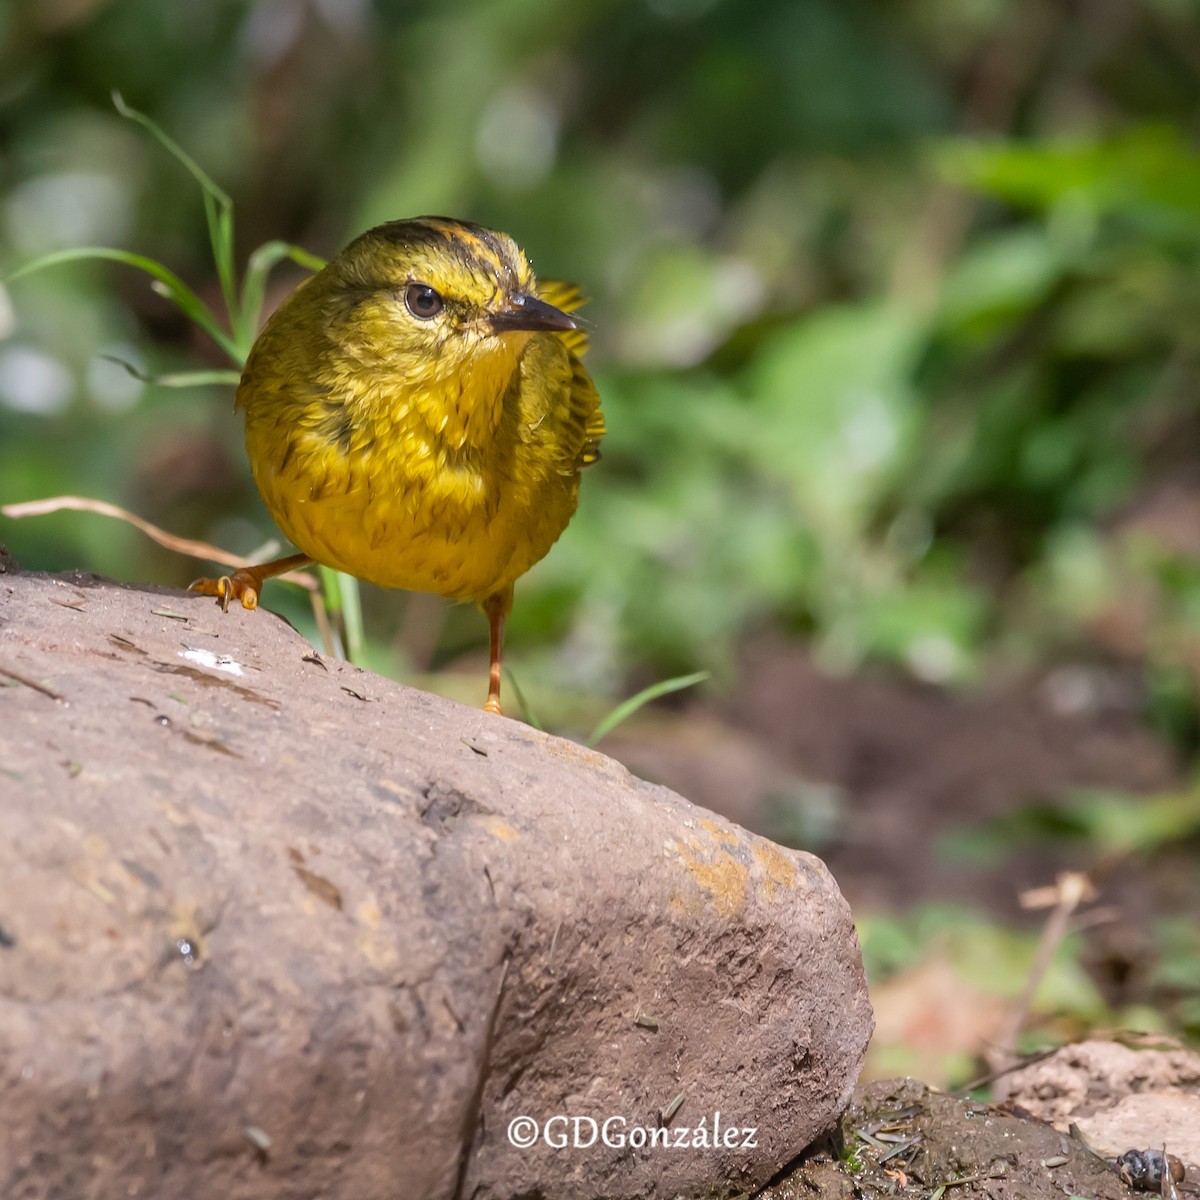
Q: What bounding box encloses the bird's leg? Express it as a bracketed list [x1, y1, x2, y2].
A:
[482, 587, 513, 715]
[190, 552, 312, 612]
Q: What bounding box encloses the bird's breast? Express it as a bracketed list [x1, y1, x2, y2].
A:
[245, 363, 578, 601]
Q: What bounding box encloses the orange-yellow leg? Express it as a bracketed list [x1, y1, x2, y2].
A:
[482, 588, 513, 715]
[189, 552, 312, 612]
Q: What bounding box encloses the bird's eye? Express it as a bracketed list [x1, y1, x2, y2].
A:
[404, 283, 444, 319]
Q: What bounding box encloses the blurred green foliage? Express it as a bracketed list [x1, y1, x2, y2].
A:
[4, 0, 1200, 704]
[860, 895, 1200, 1086]
[862, 904, 1107, 1017]
[941, 784, 1200, 863]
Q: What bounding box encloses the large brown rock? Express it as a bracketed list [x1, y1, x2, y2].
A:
[0, 562, 872, 1199]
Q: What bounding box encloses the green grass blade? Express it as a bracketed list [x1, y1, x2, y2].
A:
[315, 566, 365, 664]
[113, 92, 243, 356]
[98, 355, 241, 388]
[152, 369, 243, 388]
[5, 247, 239, 362]
[112, 92, 231, 209]
[237, 240, 327, 357]
[586, 670, 710, 748]
[204, 190, 240, 349]
[504, 668, 544, 731]
[336, 571, 364, 665]
[317, 566, 347, 659]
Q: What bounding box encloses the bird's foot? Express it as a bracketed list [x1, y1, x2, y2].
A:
[189, 569, 263, 612]
[483, 695, 503, 716]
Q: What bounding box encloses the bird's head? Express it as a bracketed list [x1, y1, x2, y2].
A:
[316, 216, 576, 386]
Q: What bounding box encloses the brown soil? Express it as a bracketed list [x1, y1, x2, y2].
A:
[1002, 1040, 1200, 1177]
[763, 1077, 1170, 1200]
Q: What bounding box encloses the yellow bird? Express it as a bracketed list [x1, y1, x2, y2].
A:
[192, 216, 604, 714]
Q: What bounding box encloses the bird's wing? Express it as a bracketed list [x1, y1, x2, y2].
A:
[535, 278, 587, 314]
[535, 279, 605, 470]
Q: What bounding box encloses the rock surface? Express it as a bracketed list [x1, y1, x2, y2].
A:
[0, 561, 873, 1200]
[1001, 1040, 1200, 1178]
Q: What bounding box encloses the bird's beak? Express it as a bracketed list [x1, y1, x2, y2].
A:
[488, 293, 577, 335]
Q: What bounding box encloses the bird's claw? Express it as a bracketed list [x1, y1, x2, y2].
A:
[189, 571, 261, 611]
